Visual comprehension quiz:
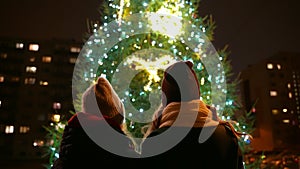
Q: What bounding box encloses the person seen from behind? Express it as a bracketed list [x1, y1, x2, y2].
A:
[141, 61, 249, 169]
[52, 77, 138, 169]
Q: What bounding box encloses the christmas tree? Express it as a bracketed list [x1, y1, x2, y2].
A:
[45, 0, 256, 168]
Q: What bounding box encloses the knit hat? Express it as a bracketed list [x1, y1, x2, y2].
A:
[81, 77, 124, 120]
[161, 61, 200, 106]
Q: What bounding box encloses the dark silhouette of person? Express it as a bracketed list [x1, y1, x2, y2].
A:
[52, 77, 139, 169]
[141, 61, 246, 169]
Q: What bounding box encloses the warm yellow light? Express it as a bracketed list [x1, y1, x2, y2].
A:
[29, 44, 39, 51]
[39, 81, 48, 86]
[26, 66, 37, 73]
[272, 109, 279, 115]
[144, 69, 160, 91]
[5, 125, 14, 134]
[147, 13, 183, 38]
[24, 78, 36, 85]
[289, 92, 292, 98]
[29, 57, 35, 62]
[19, 126, 30, 133]
[69, 57, 77, 64]
[42, 56, 52, 63]
[16, 43, 24, 49]
[52, 114, 61, 123]
[200, 77, 205, 85]
[267, 63, 273, 69]
[70, 47, 81, 53]
[126, 54, 177, 91]
[277, 64, 281, 70]
[270, 90, 277, 96]
[282, 119, 290, 123]
[33, 140, 44, 147]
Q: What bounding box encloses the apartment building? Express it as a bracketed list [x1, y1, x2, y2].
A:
[0, 38, 82, 160]
[240, 51, 300, 152]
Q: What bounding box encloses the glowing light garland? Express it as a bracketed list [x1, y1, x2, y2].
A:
[125, 54, 177, 91]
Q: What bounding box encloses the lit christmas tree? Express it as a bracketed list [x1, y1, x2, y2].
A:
[45, 0, 256, 168]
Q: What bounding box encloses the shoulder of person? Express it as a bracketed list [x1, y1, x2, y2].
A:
[216, 123, 238, 142]
[147, 127, 169, 138]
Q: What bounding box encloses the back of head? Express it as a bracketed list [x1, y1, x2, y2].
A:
[162, 61, 200, 105]
[81, 77, 125, 124]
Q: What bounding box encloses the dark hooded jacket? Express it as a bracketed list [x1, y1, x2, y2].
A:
[51, 112, 138, 169]
[52, 77, 140, 169]
[140, 61, 245, 169]
[141, 121, 244, 169]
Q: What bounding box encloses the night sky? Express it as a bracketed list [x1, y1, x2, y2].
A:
[0, 0, 299, 76]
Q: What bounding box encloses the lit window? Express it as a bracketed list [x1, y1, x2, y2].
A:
[33, 140, 44, 147]
[39, 81, 48, 86]
[267, 63, 273, 69]
[26, 66, 37, 73]
[270, 90, 277, 96]
[51, 114, 61, 123]
[272, 109, 279, 115]
[24, 78, 36, 85]
[70, 47, 81, 53]
[42, 56, 52, 63]
[29, 44, 39, 51]
[19, 126, 30, 133]
[69, 57, 77, 64]
[277, 64, 281, 70]
[282, 108, 288, 113]
[16, 43, 24, 49]
[53, 102, 61, 109]
[0, 53, 8, 59]
[0, 76, 4, 83]
[5, 125, 14, 134]
[11, 77, 20, 82]
[289, 92, 292, 98]
[282, 119, 290, 123]
[29, 57, 35, 62]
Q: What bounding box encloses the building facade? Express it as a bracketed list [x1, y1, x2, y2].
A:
[0, 38, 82, 160]
[240, 51, 300, 152]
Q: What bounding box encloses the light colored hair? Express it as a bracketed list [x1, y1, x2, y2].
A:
[81, 77, 138, 151]
[82, 77, 124, 118]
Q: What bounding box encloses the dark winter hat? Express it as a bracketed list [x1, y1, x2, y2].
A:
[162, 61, 200, 105]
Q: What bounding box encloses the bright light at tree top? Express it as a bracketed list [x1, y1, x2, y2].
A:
[147, 13, 183, 38]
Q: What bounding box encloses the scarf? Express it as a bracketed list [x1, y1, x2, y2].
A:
[146, 100, 248, 140]
[159, 100, 219, 128]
